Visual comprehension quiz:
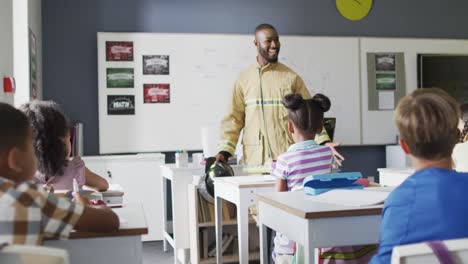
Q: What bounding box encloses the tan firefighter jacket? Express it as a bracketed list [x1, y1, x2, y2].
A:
[218, 62, 331, 173]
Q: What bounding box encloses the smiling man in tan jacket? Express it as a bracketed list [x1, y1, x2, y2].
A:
[216, 23, 343, 174]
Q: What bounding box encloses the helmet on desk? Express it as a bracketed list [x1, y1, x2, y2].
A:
[198, 157, 235, 203]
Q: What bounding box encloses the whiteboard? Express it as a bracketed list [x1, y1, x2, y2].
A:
[97, 33, 361, 154]
[360, 38, 468, 145]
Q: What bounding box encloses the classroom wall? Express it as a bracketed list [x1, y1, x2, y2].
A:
[13, 0, 30, 106]
[42, 0, 468, 176]
[0, 0, 13, 104]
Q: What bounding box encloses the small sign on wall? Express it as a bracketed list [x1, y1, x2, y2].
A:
[143, 84, 170, 103]
[143, 55, 170, 75]
[107, 95, 135, 115]
[106, 68, 134, 88]
[106, 41, 134, 61]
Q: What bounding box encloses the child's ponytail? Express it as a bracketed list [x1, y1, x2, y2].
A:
[311, 93, 331, 113]
[283, 93, 305, 111]
[282, 93, 331, 136]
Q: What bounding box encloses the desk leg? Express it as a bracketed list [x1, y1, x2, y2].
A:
[237, 199, 249, 264]
[215, 195, 223, 264]
[259, 222, 268, 264]
[171, 181, 178, 264]
[162, 177, 168, 252]
[303, 232, 315, 264]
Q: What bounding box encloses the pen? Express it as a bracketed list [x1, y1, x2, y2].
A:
[73, 178, 79, 193]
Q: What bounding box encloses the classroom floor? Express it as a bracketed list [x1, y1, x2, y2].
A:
[143, 241, 174, 264]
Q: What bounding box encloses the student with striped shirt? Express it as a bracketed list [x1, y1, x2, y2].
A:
[271, 93, 333, 263]
[271, 94, 375, 264]
[272, 93, 333, 191]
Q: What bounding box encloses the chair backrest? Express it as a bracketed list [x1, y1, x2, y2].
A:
[392, 238, 468, 264]
[0, 244, 69, 264]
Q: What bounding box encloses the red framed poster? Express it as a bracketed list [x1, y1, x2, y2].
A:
[143, 84, 170, 103]
[106, 41, 134, 61]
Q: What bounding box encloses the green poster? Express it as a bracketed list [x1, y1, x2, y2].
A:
[106, 68, 134, 88]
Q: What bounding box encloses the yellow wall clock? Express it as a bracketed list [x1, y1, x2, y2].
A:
[336, 0, 373, 21]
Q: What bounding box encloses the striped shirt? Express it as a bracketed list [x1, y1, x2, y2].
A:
[271, 140, 333, 191]
[0, 176, 84, 245]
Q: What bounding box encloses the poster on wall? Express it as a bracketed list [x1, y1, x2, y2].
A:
[375, 54, 395, 71]
[106, 68, 134, 88]
[29, 29, 37, 99]
[106, 41, 134, 61]
[143, 55, 170, 75]
[375, 53, 396, 90]
[107, 95, 135, 115]
[375, 73, 396, 90]
[143, 84, 170, 103]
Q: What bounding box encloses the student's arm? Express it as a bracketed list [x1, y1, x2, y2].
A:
[84, 167, 109, 191]
[276, 178, 288, 192]
[272, 157, 288, 192]
[74, 205, 119, 233]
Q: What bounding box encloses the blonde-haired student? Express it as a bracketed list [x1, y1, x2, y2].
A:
[370, 88, 468, 264]
[452, 103, 468, 172]
[0, 103, 119, 245]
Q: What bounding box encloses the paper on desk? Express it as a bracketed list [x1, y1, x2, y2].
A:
[308, 189, 391, 207]
[119, 216, 128, 225]
[224, 175, 275, 183]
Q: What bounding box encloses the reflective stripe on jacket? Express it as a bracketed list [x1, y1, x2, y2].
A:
[218, 62, 330, 173]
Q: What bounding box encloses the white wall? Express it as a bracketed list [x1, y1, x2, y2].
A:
[13, 0, 29, 106]
[0, 0, 14, 104]
[13, 0, 41, 106]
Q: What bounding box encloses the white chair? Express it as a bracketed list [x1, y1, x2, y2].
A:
[392, 238, 468, 264]
[0, 244, 69, 264]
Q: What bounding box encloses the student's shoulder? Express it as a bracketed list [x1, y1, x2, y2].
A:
[385, 176, 417, 207]
[1, 180, 50, 207]
[69, 156, 85, 169]
[306, 144, 333, 157]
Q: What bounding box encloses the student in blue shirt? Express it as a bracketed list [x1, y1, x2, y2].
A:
[370, 88, 468, 264]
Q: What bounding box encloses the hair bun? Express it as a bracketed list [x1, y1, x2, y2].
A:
[282, 93, 305, 110]
[312, 93, 331, 112]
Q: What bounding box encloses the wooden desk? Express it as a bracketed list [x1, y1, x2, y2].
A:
[44, 203, 148, 264]
[161, 164, 205, 264]
[214, 176, 275, 264]
[256, 191, 382, 264]
[161, 164, 244, 264]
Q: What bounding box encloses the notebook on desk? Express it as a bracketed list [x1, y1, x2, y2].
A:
[308, 188, 392, 207]
[102, 184, 124, 206]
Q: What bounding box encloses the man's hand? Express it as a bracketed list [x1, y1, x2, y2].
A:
[325, 142, 345, 167]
